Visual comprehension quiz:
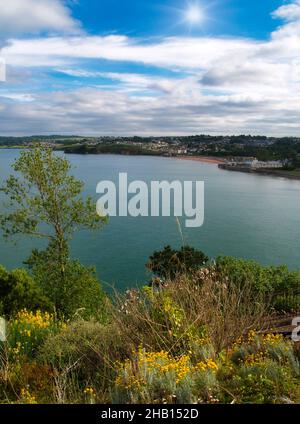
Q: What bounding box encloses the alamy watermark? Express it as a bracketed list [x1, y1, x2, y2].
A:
[0, 317, 6, 342]
[0, 57, 6, 82]
[292, 317, 300, 342]
[96, 173, 204, 228]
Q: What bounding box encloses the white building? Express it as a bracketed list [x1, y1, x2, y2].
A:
[227, 157, 283, 169]
[251, 159, 283, 169]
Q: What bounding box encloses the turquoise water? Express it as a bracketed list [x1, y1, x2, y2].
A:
[0, 149, 300, 291]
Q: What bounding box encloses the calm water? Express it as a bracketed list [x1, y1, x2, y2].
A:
[0, 149, 300, 291]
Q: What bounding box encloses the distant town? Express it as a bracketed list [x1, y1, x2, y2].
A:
[1, 134, 300, 178]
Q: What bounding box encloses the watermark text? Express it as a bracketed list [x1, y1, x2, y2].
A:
[96, 173, 204, 228]
[292, 317, 300, 342]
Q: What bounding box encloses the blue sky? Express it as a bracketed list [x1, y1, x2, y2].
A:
[71, 0, 283, 39]
[0, 0, 300, 136]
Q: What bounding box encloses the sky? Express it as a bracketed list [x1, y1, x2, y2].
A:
[0, 0, 300, 136]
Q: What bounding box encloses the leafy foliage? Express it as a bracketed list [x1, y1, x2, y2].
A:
[0, 265, 51, 318]
[146, 245, 209, 280]
[216, 256, 300, 311]
[39, 320, 128, 401]
[7, 309, 62, 360]
[30, 253, 109, 319]
[1, 147, 105, 239]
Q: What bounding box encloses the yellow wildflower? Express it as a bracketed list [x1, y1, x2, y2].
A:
[84, 387, 96, 396]
[20, 388, 37, 404]
[195, 358, 218, 372]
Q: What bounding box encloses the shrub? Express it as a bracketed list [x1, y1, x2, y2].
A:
[114, 271, 266, 355]
[7, 309, 63, 361]
[31, 259, 109, 320]
[221, 332, 300, 403]
[113, 348, 220, 404]
[112, 333, 300, 404]
[13, 363, 54, 404]
[0, 266, 51, 318]
[1, 261, 300, 405]
[216, 257, 300, 312]
[146, 245, 209, 281]
[39, 320, 132, 403]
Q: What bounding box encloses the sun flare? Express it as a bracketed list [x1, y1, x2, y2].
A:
[185, 4, 204, 24]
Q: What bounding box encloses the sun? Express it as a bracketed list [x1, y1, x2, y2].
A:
[185, 4, 204, 25]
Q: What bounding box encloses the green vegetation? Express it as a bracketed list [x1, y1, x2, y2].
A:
[0, 147, 300, 404]
[0, 272, 299, 404]
[3, 135, 300, 180]
[147, 245, 209, 281]
[29, 257, 109, 319]
[181, 135, 300, 163]
[113, 333, 298, 404]
[0, 147, 107, 318]
[147, 249, 300, 312]
[64, 143, 161, 156]
[216, 256, 300, 311]
[0, 136, 84, 148]
[0, 266, 50, 318]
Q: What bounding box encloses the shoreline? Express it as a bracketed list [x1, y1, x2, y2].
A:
[177, 156, 226, 165]
[3, 148, 300, 180]
[218, 164, 300, 181]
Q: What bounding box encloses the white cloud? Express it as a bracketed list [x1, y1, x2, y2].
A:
[1, 78, 300, 136]
[0, 92, 34, 101]
[57, 69, 101, 78]
[93, 72, 180, 94]
[0, 0, 80, 35]
[272, 0, 300, 22]
[271, 0, 300, 40]
[1, 35, 257, 69]
[56, 69, 180, 94]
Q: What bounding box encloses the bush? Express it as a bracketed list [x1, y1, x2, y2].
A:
[38, 320, 132, 403]
[0, 266, 51, 318]
[221, 332, 300, 403]
[7, 309, 63, 360]
[31, 259, 109, 320]
[12, 363, 54, 404]
[216, 257, 300, 312]
[0, 310, 61, 403]
[113, 333, 300, 404]
[1, 258, 300, 405]
[114, 270, 267, 355]
[113, 348, 219, 404]
[146, 245, 209, 281]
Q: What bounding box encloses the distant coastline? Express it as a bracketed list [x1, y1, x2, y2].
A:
[2, 144, 300, 180]
[218, 163, 300, 180]
[177, 156, 300, 180]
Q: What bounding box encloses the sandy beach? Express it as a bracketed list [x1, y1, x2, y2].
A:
[177, 156, 227, 165]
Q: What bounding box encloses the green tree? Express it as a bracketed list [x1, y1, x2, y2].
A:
[0, 265, 51, 318]
[146, 245, 209, 281]
[0, 147, 107, 317]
